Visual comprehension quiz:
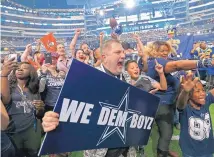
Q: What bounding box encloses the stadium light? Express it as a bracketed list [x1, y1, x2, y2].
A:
[187, 33, 191, 36]
[99, 10, 104, 16]
[125, 0, 135, 9]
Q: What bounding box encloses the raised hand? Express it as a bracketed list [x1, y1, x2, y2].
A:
[25, 44, 32, 52]
[155, 59, 164, 74]
[36, 39, 41, 44]
[181, 71, 199, 92]
[111, 32, 119, 40]
[1, 57, 17, 76]
[100, 32, 104, 38]
[75, 28, 81, 35]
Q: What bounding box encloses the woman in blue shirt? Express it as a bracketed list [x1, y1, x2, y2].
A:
[144, 41, 214, 157]
[145, 41, 180, 157]
[176, 72, 214, 157]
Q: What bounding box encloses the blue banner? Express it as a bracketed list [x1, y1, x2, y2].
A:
[176, 35, 194, 59]
[39, 59, 160, 155]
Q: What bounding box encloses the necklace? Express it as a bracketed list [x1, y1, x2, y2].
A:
[17, 84, 28, 101]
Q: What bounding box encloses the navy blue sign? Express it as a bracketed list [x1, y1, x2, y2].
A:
[39, 59, 160, 155]
[176, 35, 194, 59]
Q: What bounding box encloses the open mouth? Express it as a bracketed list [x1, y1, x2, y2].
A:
[117, 61, 124, 67]
[134, 71, 139, 75]
[199, 98, 205, 102]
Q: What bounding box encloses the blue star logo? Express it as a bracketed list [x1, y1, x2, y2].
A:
[96, 87, 141, 146]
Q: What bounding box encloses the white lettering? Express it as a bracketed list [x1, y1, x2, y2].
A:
[137, 115, 145, 129]
[97, 107, 110, 125]
[80, 103, 94, 124]
[108, 109, 118, 126]
[144, 117, 150, 129]
[59, 99, 85, 123]
[130, 114, 139, 128]
[130, 114, 154, 130]
[147, 117, 154, 129]
[114, 111, 128, 127]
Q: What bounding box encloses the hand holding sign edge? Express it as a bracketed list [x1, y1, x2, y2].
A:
[42, 111, 59, 132]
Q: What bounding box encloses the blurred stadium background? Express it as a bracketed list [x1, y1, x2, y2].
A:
[1, 0, 214, 54]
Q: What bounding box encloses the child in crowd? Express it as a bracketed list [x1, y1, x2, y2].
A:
[125, 60, 167, 93]
[177, 72, 214, 157]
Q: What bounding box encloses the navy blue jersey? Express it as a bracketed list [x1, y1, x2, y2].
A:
[146, 58, 180, 105]
[179, 92, 214, 156]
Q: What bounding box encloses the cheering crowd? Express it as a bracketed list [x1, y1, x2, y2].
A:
[1, 28, 214, 157]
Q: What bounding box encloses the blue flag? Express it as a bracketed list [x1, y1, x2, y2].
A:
[39, 59, 160, 155]
[176, 35, 194, 59]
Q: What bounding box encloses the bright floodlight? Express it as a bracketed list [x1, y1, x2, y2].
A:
[187, 33, 191, 36]
[125, 0, 135, 8]
[99, 10, 104, 16]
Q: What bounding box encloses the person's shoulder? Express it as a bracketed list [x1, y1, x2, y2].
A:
[140, 74, 151, 80]
[207, 92, 214, 98]
[178, 103, 190, 115]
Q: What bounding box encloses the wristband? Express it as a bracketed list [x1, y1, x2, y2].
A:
[197, 58, 213, 68]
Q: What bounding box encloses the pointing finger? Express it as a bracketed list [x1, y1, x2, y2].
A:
[155, 59, 158, 65]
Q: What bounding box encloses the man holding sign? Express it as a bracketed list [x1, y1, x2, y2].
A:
[42, 39, 138, 157]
